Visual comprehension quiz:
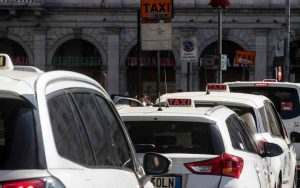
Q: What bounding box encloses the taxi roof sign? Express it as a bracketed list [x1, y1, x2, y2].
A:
[0, 54, 14, 71]
[263, 79, 278, 82]
[207, 83, 230, 92]
[167, 98, 192, 106]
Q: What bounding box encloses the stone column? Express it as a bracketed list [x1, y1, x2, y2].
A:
[34, 28, 47, 70]
[107, 34, 120, 95]
[255, 30, 268, 80]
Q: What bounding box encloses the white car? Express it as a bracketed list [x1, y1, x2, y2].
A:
[226, 80, 300, 182]
[118, 106, 283, 188]
[157, 86, 297, 188]
[0, 54, 170, 188]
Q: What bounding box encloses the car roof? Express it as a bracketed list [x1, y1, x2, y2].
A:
[193, 92, 269, 108]
[159, 91, 269, 109]
[0, 69, 43, 95]
[226, 81, 300, 88]
[0, 55, 107, 96]
[118, 106, 235, 124]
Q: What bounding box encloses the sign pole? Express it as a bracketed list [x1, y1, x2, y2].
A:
[157, 50, 163, 110]
[284, 0, 290, 81]
[157, 50, 161, 99]
[187, 62, 190, 91]
[137, 8, 141, 98]
[218, 7, 223, 83]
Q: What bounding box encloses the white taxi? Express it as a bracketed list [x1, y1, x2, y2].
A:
[0, 54, 170, 188]
[118, 105, 283, 188]
[226, 80, 300, 178]
[157, 84, 297, 188]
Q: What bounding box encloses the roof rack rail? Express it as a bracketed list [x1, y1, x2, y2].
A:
[205, 105, 225, 115]
[14, 66, 44, 73]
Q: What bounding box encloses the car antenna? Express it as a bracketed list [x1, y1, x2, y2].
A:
[158, 92, 163, 111]
[206, 87, 210, 94]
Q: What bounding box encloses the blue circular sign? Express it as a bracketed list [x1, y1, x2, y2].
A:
[183, 40, 194, 52]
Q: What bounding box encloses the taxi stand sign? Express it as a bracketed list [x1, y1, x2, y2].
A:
[207, 83, 230, 92]
[141, 0, 173, 20]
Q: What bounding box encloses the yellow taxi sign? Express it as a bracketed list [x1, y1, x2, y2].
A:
[0, 54, 14, 70]
[0, 55, 6, 67]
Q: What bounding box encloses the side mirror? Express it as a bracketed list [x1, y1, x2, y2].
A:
[143, 152, 171, 175]
[290, 132, 300, 143]
[262, 142, 283, 158]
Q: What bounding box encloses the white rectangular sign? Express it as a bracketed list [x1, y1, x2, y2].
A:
[181, 37, 198, 63]
[141, 22, 172, 51]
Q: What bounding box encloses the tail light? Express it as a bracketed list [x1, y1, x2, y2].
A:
[184, 153, 244, 178]
[2, 177, 65, 188]
[3, 180, 44, 188]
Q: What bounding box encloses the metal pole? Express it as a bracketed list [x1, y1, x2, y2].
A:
[157, 50, 162, 111]
[284, 0, 290, 81]
[187, 62, 190, 91]
[137, 9, 142, 97]
[157, 51, 161, 99]
[218, 7, 223, 83]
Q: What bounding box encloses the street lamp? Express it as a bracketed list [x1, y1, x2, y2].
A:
[209, 0, 230, 83]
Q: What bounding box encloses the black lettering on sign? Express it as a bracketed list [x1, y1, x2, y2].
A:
[151, 4, 158, 12]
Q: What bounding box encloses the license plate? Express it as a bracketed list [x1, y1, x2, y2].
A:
[151, 176, 182, 188]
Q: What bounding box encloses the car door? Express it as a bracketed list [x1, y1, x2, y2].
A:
[226, 115, 270, 188]
[264, 102, 294, 184]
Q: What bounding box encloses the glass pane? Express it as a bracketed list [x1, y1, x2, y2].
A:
[125, 121, 224, 155]
[0, 97, 39, 169]
[72, 93, 115, 166]
[95, 96, 133, 169]
[230, 86, 300, 119]
[48, 94, 86, 165]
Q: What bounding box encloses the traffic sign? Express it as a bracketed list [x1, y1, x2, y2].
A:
[221, 54, 227, 70]
[181, 37, 198, 63]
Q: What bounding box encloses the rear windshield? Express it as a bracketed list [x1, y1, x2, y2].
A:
[125, 121, 224, 155]
[195, 102, 258, 133]
[230, 86, 300, 119]
[0, 96, 39, 169]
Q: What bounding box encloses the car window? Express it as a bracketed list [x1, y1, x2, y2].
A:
[226, 115, 258, 154]
[94, 96, 134, 170]
[230, 86, 300, 119]
[265, 103, 284, 138]
[72, 93, 117, 167]
[48, 93, 87, 165]
[125, 121, 224, 155]
[0, 97, 40, 169]
[259, 107, 270, 132]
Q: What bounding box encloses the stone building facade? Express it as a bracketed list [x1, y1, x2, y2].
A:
[0, 0, 300, 98]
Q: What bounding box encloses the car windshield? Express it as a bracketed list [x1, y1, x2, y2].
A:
[0, 95, 39, 170]
[125, 121, 224, 155]
[230, 86, 300, 119]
